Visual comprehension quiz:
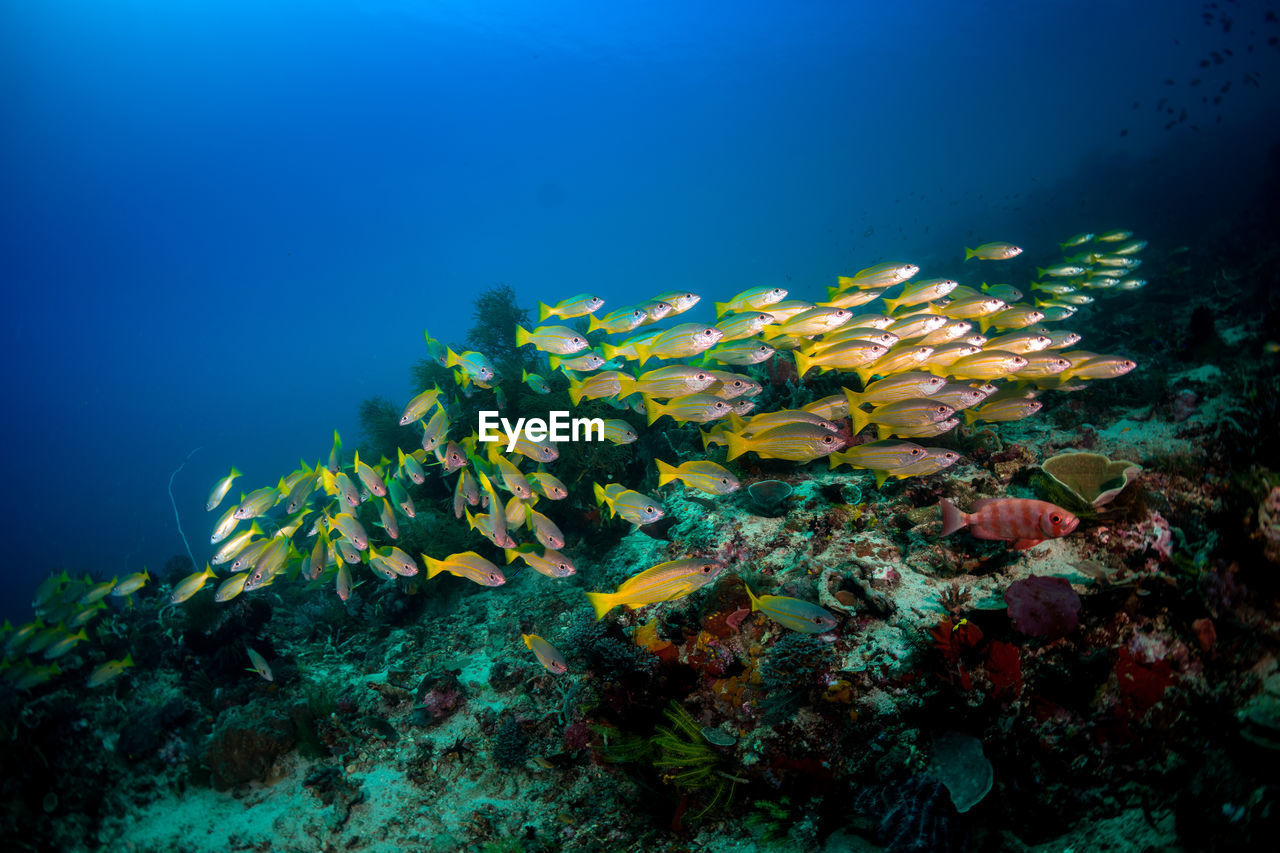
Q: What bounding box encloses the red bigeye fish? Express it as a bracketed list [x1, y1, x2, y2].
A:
[939, 498, 1079, 550]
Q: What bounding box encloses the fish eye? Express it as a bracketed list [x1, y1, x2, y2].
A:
[1050, 514, 1062, 524]
[823, 435, 834, 443]
[701, 564, 713, 573]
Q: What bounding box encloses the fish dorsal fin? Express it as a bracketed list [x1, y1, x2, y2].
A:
[969, 498, 997, 512]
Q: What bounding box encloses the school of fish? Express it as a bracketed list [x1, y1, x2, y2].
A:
[1, 231, 1145, 686]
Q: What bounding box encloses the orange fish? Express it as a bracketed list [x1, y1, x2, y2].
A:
[939, 498, 1078, 549]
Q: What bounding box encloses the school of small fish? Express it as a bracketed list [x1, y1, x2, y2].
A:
[1, 232, 1145, 686]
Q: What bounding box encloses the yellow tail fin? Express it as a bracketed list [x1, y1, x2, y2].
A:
[585, 591, 616, 621]
[644, 396, 664, 426]
[538, 302, 553, 322]
[965, 247, 976, 261]
[842, 387, 864, 413]
[423, 555, 446, 579]
[850, 406, 870, 436]
[515, 325, 531, 347]
[793, 350, 811, 378]
[655, 459, 678, 486]
[725, 431, 748, 461]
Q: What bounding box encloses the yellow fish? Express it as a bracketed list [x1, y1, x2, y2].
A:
[586, 558, 726, 620]
[655, 459, 740, 495]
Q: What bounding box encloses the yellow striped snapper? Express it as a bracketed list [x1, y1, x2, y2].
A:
[424, 551, 506, 586]
[1097, 229, 1133, 242]
[653, 291, 701, 314]
[549, 352, 606, 372]
[1061, 354, 1137, 380]
[715, 312, 775, 342]
[419, 406, 449, 452]
[932, 383, 995, 410]
[586, 558, 726, 620]
[704, 371, 760, 399]
[399, 387, 442, 426]
[935, 351, 1028, 381]
[843, 262, 920, 289]
[632, 365, 715, 399]
[529, 471, 568, 500]
[756, 301, 814, 324]
[979, 283, 1023, 303]
[655, 459, 740, 494]
[539, 293, 605, 321]
[636, 300, 675, 324]
[593, 482, 665, 526]
[522, 633, 568, 674]
[729, 409, 839, 435]
[1060, 232, 1094, 248]
[353, 452, 388, 497]
[214, 572, 249, 603]
[983, 331, 1051, 354]
[170, 565, 218, 604]
[802, 394, 850, 420]
[764, 306, 852, 338]
[820, 286, 886, 309]
[522, 369, 552, 395]
[445, 348, 497, 384]
[978, 306, 1045, 334]
[885, 314, 948, 342]
[587, 307, 648, 335]
[526, 507, 566, 548]
[488, 451, 534, 499]
[371, 545, 420, 577]
[863, 447, 962, 487]
[87, 655, 134, 688]
[206, 466, 243, 512]
[918, 321, 973, 347]
[726, 422, 843, 462]
[854, 345, 933, 385]
[1039, 303, 1080, 320]
[793, 341, 887, 378]
[111, 570, 150, 597]
[600, 419, 638, 444]
[743, 582, 838, 633]
[965, 242, 1022, 261]
[881, 278, 958, 314]
[843, 372, 945, 409]
[515, 324, 590, 355]
[505, 545, 576, 578]
[281, 467, 318, 513]
[939, 294, 1006, 319]
[389, 478, 416, 518]
[828, 439, 927, 471]
[567, 371, 636, 406]
[233, 486, 279, 520]
[704, 340, 776, 365]
[964, 392, 1042, 424]
[644, 393, 733, 425]
[1015, 353, 1072, 378]
[1036, 263, 1087, 278]
[243, 647, 273, 682]
[715, 286, 788, 315]
[850, 399, 954, 437]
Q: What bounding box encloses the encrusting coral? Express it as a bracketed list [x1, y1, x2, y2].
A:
[1038, 450, 1142, 513]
